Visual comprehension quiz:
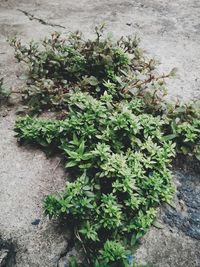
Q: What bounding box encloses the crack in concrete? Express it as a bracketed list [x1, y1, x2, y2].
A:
[17, 9, 66, 29]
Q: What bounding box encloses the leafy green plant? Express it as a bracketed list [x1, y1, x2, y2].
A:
[13, 27, 200, 267]
[10, 25, 172, 114]
[15, 91, 177, 266]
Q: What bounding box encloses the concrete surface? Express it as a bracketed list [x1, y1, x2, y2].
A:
[0, 0, 200, 266]
[135, 163, 200, 267]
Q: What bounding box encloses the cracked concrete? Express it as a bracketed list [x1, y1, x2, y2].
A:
[0, 0, 200, 266]
[17, 9, 66, 29]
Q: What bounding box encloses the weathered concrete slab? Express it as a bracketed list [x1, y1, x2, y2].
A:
[0, 1, 200, 266]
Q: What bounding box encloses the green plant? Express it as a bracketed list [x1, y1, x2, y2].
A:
[15, 91, 179, 266]
[13, 27, 200, 267]
[0, 77, 11, 105]
[10, 25, 172, 114]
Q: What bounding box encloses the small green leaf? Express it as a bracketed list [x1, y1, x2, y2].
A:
[167, 201, 176, 209]
[169, 67, 178, 77]
[196, 154, 200, 161]
[65, 161, 77, 168]
[163, 134, 177, 141]
[18, 74, 29, 80]
[88, 76, 99, 86]
[84, 191, 95, 198]
[153, 220, 164, 229]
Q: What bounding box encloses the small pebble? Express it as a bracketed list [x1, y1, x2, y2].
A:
[31, 219, 41, 225]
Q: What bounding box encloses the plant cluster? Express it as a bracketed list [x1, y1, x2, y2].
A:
[10, 25, 170, 114]
[13, 27, 200, 266]
[16, 91, 176, 265]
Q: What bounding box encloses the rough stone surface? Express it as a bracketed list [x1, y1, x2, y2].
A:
[135, 160, 200, 266]
[0, 0, 200, 266]
[163, 171, 200, 241]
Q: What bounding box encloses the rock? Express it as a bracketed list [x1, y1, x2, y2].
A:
[31, 219, 41, 226]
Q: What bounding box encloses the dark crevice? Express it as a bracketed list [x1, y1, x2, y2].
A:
[0, 237, 16, 267]
[17, 9, 66, 29]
